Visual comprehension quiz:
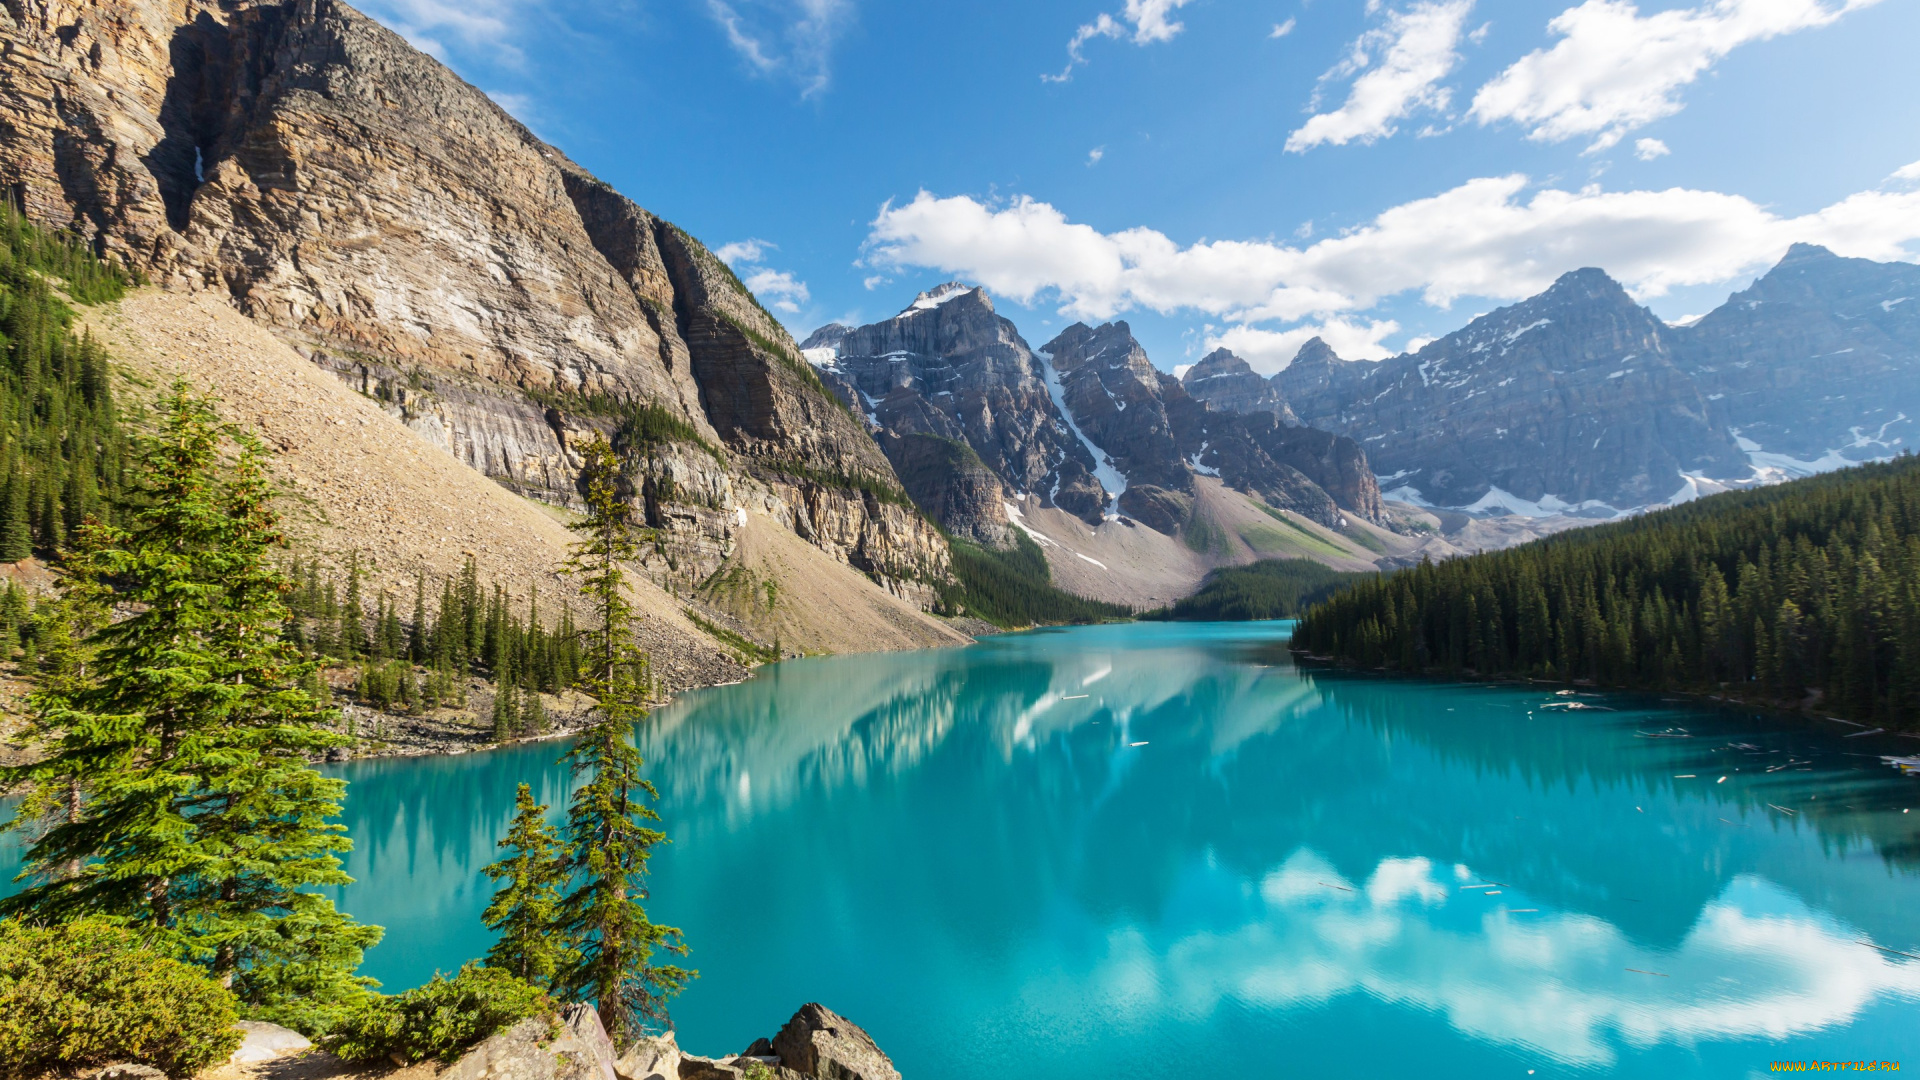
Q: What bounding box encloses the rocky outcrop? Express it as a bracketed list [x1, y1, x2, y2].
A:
[771, 1004, 900, 1080]
[610, 1004, 899, 1080]
[1275, 270, 1749, 512]
[441, 1005, 617, 1080]
[803, 284, 1102, 532]
[0, 0, 949, 607]
[1039, 321, 1386, 531]
[877, 431, 1009, 547]
[1181, 347, 1298, 423]
[1672, 243, 1920, 468]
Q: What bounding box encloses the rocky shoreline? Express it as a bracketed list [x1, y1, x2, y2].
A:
[202, 1002, 900, 1080]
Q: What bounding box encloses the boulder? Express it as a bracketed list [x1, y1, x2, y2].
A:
[441, 1005, 616, 1080]
[87, 1065, 166, 1080]
[612, 1031, 682, 1080]
[229, 1021, 312, 1064]
[770, 1004, 900, 1080]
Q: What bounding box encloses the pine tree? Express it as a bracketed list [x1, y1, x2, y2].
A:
[409, 573, 429, 663]
[553, 436, 688, 1039]
[0, 382, 381, 1026]
[521, 685, 548, 736]
[482, 783, 573, 988]
[492, 674, 518, 744]
[0, 467, 30, 561]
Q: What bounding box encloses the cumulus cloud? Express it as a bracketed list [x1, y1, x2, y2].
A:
[1286, 1, 1475, 153]
[1271, 17, 1297, 38]
[1471, 0, 1883, 152]
[707, 0, 854, 98]
[357, 0, 528, 64]
[1893, 160, 1920, 183]
[1210, 319, 1404, 370]
[1634, 137, 1671, 160]
[1088, 146, 1107, 166]
[1046, 0, 1196, 82]
[718, 239, 812, 315]
[866, 174, 1920, 367]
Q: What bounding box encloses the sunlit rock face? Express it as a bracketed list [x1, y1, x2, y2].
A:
[803, 286, 1103, 534]
[0, 0, 951, 602]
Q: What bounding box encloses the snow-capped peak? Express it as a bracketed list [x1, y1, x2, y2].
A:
[901, 282, 974, 315]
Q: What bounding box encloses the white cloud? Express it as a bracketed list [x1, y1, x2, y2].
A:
[1471, 0, 1883, 152]
[1634, 136, 1671, 160]
[1046, 0, 1196, 82]
[1286, 0, 1475, 153]
[718, 239, 811, 315]
[357, 0, 528, 64]
[1271, 17, 1297, 37]
[706, 0, 854, 98]
[1893, 160, 1920, 183]
[866, 174, 1920, 360]
[716, 239, 773, 265]
[862, 274, 890, 290]
[1087, 146, 1107, 166]
[1209, 319, 1405, 370]
[743, 268, 811, 314]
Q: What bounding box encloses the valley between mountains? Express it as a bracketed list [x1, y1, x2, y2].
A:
[2, 0, 1918, 666]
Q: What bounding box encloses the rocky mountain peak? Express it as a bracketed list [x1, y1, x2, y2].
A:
[1182, 347, 1299, 424]
[901, 282, 985, 315]
[1289, 337, 1345, 370]
[1538, 266, 1635, 306]
[1187, 348, 1254, 380]
[1777, 241, 1841, 268]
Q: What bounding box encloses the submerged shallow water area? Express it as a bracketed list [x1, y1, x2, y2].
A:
[14, 621, 1920, 1075]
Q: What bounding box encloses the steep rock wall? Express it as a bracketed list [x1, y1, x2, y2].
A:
[0, 0, 949, 606]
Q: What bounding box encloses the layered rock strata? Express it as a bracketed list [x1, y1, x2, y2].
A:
[0, 0, 948, 605]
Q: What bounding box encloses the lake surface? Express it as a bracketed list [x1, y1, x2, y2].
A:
[9, 620, 1920, 1075]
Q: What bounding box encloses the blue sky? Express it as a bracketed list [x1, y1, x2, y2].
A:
[356, 0, 1920, 372]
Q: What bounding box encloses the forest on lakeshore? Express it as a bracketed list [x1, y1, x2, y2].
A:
[0, 213, 687, 1074]
[1290, 456, 1920, 726]
[938, 530, 1133, 627]
[1145, 558, 1373, 622]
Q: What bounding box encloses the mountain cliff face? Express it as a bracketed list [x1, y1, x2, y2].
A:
[1181, 348, 1298, 423]
[801, 285, 1107, 535]
[1039, 321, 1386, 532]
[1275, 269, 1748, 513]
[0, 0, 948, 604]
[807, 294, 1386, 544]
[1261, 250, 1920, 514]
[1673, 244, 1920, 469]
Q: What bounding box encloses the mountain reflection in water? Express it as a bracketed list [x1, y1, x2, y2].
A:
[10, 621, 1914, 1077]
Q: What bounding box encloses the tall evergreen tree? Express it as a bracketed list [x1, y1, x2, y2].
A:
[0, 382, 381, 1025]
[553, 437, 688, 1039]
[481, 783, 573, 989]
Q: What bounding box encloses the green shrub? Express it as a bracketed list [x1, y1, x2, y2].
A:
[329, 963, 555, 1064]
[0, 919, 242, 1077]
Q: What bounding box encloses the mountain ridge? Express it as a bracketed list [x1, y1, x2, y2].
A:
[0, 0, 956, 643]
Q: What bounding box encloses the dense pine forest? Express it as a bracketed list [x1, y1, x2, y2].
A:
[1146, 558, 1372, 621]
[938, 531, 1132, 627]
[1291, 456, 1920, 726]
[0, 205, 133, 559]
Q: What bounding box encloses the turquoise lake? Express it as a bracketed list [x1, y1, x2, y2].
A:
[9, 620, 1920, 1075]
